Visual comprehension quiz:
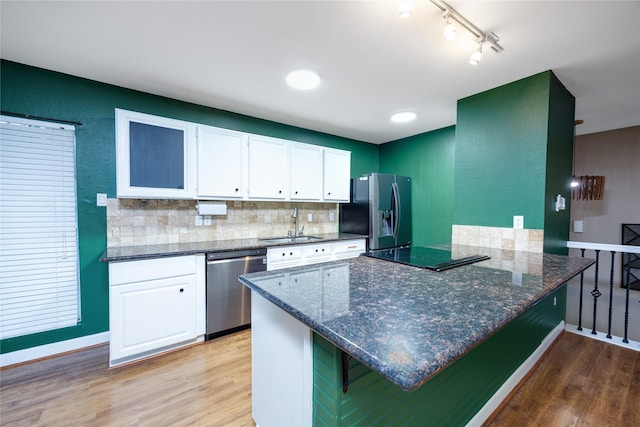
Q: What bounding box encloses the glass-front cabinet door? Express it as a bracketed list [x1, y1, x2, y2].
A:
[116, 109, 196, 199]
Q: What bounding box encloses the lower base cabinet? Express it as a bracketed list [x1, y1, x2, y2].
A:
[108, 255, 205, 367]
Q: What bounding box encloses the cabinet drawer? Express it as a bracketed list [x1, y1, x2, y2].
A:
[302, 243, 333, 263]
[109, 256, 197, 285]
[333, 239, 366, 259]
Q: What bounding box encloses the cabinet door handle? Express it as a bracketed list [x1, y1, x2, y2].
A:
[179, 288, 184, 293]
[235, 188, 239, 192]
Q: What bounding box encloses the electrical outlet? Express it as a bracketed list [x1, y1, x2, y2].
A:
[96, 193, 107, 206]
[308, 213, 313, 222]
[203, 215, 212, 226]
[513, 215, 524, 229]
[329, 212, 335, 222]
[195, 215, 203, 226]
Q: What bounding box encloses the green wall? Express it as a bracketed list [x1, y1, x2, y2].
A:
[0, 60, 379, 353]
[379, 126, 456, 246]
[453, 71, 574, 254]
[454, 72, 551, 230]
[543, 73, 575, 254]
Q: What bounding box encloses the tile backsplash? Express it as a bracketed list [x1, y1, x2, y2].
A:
[106, 199, 339, 247]
[452, 224, 544, 253]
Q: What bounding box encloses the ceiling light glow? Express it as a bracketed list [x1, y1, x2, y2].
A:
[286, 69, 321, 90]
[399, 0, 413, 18]
[391, 112, 417, 123]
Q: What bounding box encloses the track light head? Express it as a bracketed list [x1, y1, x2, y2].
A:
[469, 43, 483, 65]
[442, 14, 456, 41]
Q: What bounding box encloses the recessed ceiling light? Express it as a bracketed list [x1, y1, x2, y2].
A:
[286, 69, 321, 90]
[390, 111, 417, 123]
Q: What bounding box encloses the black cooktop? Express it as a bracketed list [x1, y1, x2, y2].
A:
[363, 246, 490, 272]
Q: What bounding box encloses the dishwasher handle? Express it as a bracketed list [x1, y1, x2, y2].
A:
[206, 248, 267, 261]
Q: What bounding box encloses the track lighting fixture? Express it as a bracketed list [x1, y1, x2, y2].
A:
[400, 0, 504, 65]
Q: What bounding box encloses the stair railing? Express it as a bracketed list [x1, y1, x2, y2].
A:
[566, 241, 640, 350]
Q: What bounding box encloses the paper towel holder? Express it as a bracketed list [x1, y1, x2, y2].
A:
[196, 201, 228, 216]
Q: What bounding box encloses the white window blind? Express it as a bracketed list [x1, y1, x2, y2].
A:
[0, 116, 80, 340]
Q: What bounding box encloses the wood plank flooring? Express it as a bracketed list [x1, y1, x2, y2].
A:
[1, 330, 638, 426]
[0, 331, 255, 426]
[487, 331, 640, 426]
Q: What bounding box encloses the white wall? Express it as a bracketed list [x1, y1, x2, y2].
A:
[566, 126, 640, 342]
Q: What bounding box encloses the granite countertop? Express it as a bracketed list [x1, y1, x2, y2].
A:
[238, 245, 595, 391]
[100, 232, 366, 262]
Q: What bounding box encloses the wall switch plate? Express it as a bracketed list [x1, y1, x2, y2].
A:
[96, 193, 107, 206]
[203, 215, 212, 226]
[574, 220, 584, 233]
[195, 215, 203, 226]
[329, 212, 335, 222]
[307, 213, 313, 222]
[513, 215, 524, 229]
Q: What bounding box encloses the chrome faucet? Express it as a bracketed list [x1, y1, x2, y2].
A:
[292, 207, 301, 237]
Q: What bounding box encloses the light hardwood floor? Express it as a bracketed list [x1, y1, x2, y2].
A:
[1, 331, 255, 426]
[1, 330, 638, 426]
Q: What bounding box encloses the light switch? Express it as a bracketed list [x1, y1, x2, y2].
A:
[195, 215, 203, 226]
[574, 220, 584, 233]
[329, 212, 335, 222]
[308, 213, 313, 222]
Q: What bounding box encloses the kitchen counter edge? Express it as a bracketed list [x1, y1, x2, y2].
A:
[100, 233, 367, 263]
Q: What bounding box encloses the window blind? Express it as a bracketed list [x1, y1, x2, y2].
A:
[0, 116, 80, 340]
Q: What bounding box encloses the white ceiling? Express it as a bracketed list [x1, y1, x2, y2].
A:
[1, 1, 639, 144]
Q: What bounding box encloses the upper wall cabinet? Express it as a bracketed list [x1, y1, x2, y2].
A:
[290, 143, 323, 201]
[116, 109, 196, 199]
[247, 135, 288, 200]
[115, 110, 350, 202]
[323, 148, 351, 202]
[197, 126, 246, 199]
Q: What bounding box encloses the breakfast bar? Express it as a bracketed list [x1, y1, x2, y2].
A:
[239, 245, 595, 426]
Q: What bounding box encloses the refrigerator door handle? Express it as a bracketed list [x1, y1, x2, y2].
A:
[392, 181, 400, 241]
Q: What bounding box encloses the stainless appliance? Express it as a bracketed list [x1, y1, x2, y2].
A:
[363, 246, 490, 272]
[339, 173, 412, 250]
[206, 248, 267, 339]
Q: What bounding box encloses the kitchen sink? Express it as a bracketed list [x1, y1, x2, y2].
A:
[261, 236, 323, 244]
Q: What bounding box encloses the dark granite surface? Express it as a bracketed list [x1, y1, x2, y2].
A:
[100, 232, 366, 262]
[239, 245, 595, 391]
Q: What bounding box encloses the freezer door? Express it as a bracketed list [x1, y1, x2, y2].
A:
[394, 175, 412, 247]
[370, 173, 396, 250]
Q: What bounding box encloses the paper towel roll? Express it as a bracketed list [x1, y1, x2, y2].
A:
[196, 201, 227, 215]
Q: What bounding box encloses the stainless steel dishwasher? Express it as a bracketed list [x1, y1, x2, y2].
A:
[205, 248, 267, 339]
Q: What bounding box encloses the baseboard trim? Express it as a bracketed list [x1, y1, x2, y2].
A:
[465, 321, 565, 427]
[0, 332, 110, 368]
[564, 323, 640, 352]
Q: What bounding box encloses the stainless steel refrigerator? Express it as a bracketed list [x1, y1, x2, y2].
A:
[339, 173, 411, 250]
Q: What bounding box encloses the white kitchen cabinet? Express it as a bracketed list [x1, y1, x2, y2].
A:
[323, 148, 351, 202]
[248, 135, 288, 200]
[267, 238, 365, 271]
[332, 239, 367, 260]
[197, 126, 246, 199]
[115, 109, 197, 199]
[267, 245, 304, 271]
[289, 143, 322, 201]
[301, 242, 333, 265]
[108, 255, 205, 367]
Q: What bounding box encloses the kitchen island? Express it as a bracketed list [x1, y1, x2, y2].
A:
[239, 245, 594, 426]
